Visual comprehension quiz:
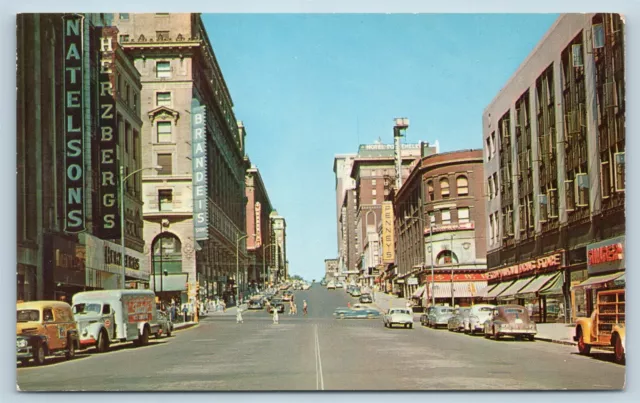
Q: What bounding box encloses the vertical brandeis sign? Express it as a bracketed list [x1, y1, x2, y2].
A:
[191, 99, 209, 240]
[63, 14, 86, 232]
[98, 27, 120, 239]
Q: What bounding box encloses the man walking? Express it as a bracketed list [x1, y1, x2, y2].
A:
[272, 307, 279, 325]
[236, 307, 244, 324]
[303, 300, 308, 316]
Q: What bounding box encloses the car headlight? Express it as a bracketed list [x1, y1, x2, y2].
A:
[16, 339, 28, 348]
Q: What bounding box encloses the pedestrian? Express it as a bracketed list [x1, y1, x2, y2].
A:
[221, 299, 226, 313]
[236, 307, 244, 324]
[288, 300, 293, 315]
[347, 302, 351, 308]
[182, 304, 188, 322]
[303, 300, 308, 316]
[272, 307, 279, 324]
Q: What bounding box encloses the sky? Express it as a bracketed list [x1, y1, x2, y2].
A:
[201, 13, 559, 281]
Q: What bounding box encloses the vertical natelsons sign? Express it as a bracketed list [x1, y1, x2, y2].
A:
[98, 27, 120, 239]
[191, 99, 209, 241]
[63, 14, 86, 232]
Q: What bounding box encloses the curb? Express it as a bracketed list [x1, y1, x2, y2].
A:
[534, 337, 577, 346]
[173, 323, 198, 332]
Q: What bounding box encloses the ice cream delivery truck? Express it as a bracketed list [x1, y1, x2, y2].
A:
[71, 289, 161, 353]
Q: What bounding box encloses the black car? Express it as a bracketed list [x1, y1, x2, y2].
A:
[248, 299, 264, 310]
[267, 299, 285, 314]
[359, 294, 373, 304]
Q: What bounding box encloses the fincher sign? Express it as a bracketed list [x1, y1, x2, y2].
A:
[63, 14, 85, 232]
[191, 100, 209, 240]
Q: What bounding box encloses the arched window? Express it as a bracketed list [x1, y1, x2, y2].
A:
[427, 180, 434, 201]
[152, 232, 182, 275]
[457, 175, 469, 196]
[440, 178, 450, 198]
[436, 250, 458, 265]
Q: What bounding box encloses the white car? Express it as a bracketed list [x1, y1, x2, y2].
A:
[383, 308, 414, 329]
[327, 282, 336, 290]
[467, 304, 496, 334]
[336, 282, 344, 289]
[302, 284, 310, 290]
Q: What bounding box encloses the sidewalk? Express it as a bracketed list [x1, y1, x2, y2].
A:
[173, 321, 198, 331]
[372, 292, 421, 318]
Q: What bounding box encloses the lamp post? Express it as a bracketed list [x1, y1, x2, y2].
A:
[120, 165, 161, 289]
[236, 233, 255, 307]
[262, 243, 278, 290]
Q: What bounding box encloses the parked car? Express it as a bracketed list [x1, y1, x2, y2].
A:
[466, 304, 496, 335]
[383, 308, 414, 329]
[327, 282, 336, 290]
[336, 282, 345, 289]
[248, 298, 264, 310]
[351, 288, 362, 297]
[483, 305, 537, 341]
[302, 284, 311, 290]
[420, 307, 436, 326]
[17, 301, 80, 366]
[267, 299, 285, 314]
[447, 307, 471, 332]
[427, 306, 455, 328]
[334, 305, 381, 319]
[359, 294, 373, 304]
[156, 311, 173, 338]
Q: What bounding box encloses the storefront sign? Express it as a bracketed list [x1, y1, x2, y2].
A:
[407, 277, 418, 285]
[44, 234, 86, 289]
[81, 234, 149, 282]
[191, 99, 209, 240]
[97, 27, 120, 239]
[425, 222, 475, 234]
[587, 236, 625, 275]
[255, 202, 262, 248]
[421, 273, 487, 282]
[382, 201, 395, 263]
[63, 14, 86, 232]
[486, 252, 563, 280]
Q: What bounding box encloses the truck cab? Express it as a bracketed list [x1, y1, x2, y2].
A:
[574, 288, 625, 364]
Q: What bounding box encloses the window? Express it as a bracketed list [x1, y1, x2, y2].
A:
[157, 121, 172, 143]
[133, 94, 137, 110]
[156, 61, 171, 78]
[441, 209, 451, 225]
[156, 92, 171, 107]
[371, 170, 376, 176]
[119, 13, 129, 20]
[458, 207, 470, 224]
[43, 309, 54, 322]
[159, 190, 173, 211]
[489, 214, 495, 243]
[427, 181, 434, 201]
[493, 173, 498, 197]
[440, 178, 450, 198]
[486, 137, 491, 161]
[372, 199, 377, 205]
[436, 250, 457, 265]
[102, 304, 111, 315]
[614, 152, 625, 192]
[371, 179, 376, 186]
[491, 132, 496, 156]
[157, 154, 172, 175]
[457, 175, 469, 196]
[119, 35, 130, 43]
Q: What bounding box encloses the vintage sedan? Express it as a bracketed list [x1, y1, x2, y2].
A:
[351, 288, 362, 297]
[447, 307, 471, 332]
[483, 305, 537, 341]
[383, 308, 414, 329]
[427, 306, 455, 328]
[466, 304, 496, 334]
[333, 305, 381, 319]
[420, 307, 435, 326]
[359, 293, 373, 304]
[156, 311, 173, 338]
[17, 301, 79, 366]
[247, 298, 264, 310]
[266, 299, 285, 314]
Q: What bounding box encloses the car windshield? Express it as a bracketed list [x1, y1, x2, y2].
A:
[477, 307, 493, 313]
[17, 309, 40, 322]
[438, 308, 453, 314]
[504, 308, 525, 314]
[72, 303, 102, 315]
[391, 309, 410, 315]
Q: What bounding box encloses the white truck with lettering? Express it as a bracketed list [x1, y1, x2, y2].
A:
[72, 290, 160, 353]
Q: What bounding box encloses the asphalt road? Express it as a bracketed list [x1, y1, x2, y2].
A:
[16, 285, 625, 391]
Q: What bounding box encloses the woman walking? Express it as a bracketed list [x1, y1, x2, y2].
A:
[272, 307, 279, 325]
[303, 300, 308, 316]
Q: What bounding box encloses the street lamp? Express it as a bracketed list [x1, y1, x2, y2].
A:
[236, 233, 256, 307]
[120, 165, 161, 289]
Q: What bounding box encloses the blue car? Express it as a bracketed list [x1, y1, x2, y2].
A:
[333, 304, 381, 319]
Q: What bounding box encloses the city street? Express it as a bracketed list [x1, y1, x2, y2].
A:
[17, 286, 624, 391]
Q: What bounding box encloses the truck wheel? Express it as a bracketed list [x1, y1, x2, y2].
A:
[96, 330, 110, 353]
[614, 335, 625, 364]
[577, 329, 591, 355]
[65, 338, 76, 360]
[33, 344, 45, 366]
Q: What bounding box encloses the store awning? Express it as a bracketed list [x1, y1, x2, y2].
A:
[431, 281, 488, 299]
[412, 285, 426, 299]
[484, 281, 515, 299]
[614, 273, 625, 287]
[475, 284, 498, 298]
[515, 273, 560, 297]
[571, 271, 625, 290]
[539, 272, 564, 296]
[498, 277, 535, 299]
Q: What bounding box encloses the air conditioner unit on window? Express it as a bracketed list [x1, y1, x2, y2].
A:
[614, 152, 625, 192]
[575, 173, 589, 207]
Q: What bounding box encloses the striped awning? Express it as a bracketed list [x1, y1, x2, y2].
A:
[412, 285, 426, 299]
[515, 273, 560, 297]
[539, 272, 564, 296]
[431, 281, 488, 298]
[475, 284, 498, 298]
[571, 271, 625, 290]
[497, 277, 535, 299]
[484, 281, 514, 299]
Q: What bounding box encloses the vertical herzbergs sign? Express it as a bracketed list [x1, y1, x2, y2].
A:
[255, 202, 262, 248]
[98, 27, 120, 239]
[191, 100, 209, 240]
[63, 15, 86, 232]
[382, 201, 395, 263]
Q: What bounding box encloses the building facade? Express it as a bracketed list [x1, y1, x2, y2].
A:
[482, 13, 625, 323]
[333, 154, 356, 279]
[393, 150, 487, 304]
[324, 259, 339, 282]
[245, 160, 275, 290]
[17, 14, 149, 302]
[270, 211, 287, 283]
[115, 13, 248, 305]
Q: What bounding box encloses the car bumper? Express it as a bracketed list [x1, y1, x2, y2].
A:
[17, 347, 33, 359]
[497, 329, 537, 335]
